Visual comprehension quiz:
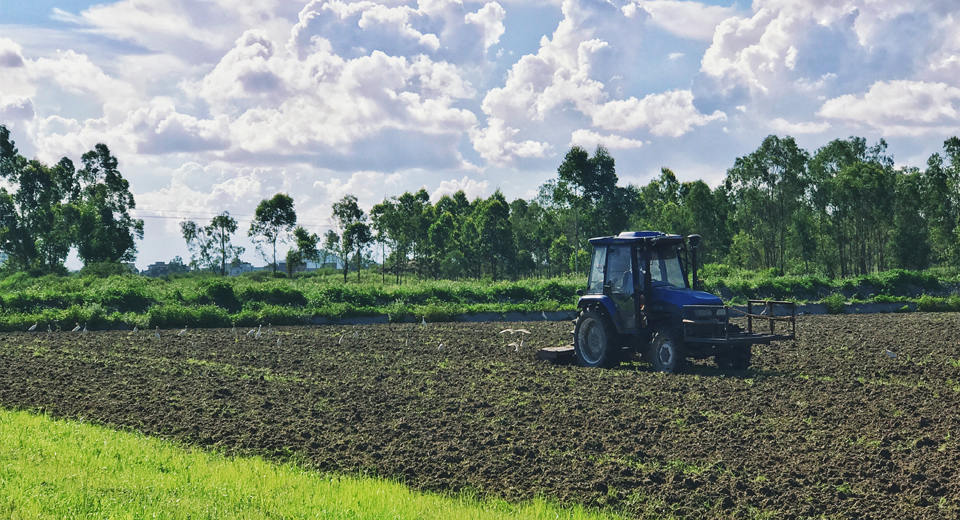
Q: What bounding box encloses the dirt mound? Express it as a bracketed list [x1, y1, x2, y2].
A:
[2, 314, 959, 518]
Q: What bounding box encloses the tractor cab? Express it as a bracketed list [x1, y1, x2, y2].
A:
[581, 231, 722, 335]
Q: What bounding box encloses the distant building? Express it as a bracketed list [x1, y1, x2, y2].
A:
[142, 262, 170, 277]
[303, 257, 343, 271]
[229, 262, 255, 276]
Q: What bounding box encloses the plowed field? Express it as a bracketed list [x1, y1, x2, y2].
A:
[2, 314, 959, 518]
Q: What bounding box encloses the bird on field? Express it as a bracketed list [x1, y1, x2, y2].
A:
[438, 343, 444, 350]
[338, 334, 344, 345]
[47, 324, 52, 333]
[133, 326, 138, 333]
[277, 337, 282, 347]
[178, 325, 188, 337]
[247, 328, 256, 337]
[231, 325, 236, 334]
[421, 317, 427, 327]
[155, 326, 161, 339]
[72, 323, 82, 332]
[255, 324, 262, 340]
[499, 329, 531, 335]
[542, 310, 548, 321]
[507, 342, 519, 351]
[267, 323, 272, 335]
[28, 322, 37, 331]
[885, 349, 897, 359]
[82, 324, 88, 334]
[353, 330, 359, 339]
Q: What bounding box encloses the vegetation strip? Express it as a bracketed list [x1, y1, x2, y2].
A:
[0, 407, 620, 520]
[5, 268, 960, 332]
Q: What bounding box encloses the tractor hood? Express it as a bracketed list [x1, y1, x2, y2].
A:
[652, 285, 723, 309]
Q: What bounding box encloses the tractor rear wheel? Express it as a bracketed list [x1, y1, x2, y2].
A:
[574, 309, 620, 368]
[649, 328, 686, 373]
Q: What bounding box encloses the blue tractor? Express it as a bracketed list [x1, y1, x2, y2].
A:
[554, 231, 795, 372]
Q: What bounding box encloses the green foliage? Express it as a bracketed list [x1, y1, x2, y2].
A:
[79, 262, 133, 278]
[235, 284, 307, 308]
[196, 278, 241, 312]
[0, 271, 584, 331]
[703, 263, 946, 303]
[822, 294, 846, 315]
[916, 295, 960, 312]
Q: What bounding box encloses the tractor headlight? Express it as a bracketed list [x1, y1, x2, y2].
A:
[696, 309, 712, 317]
[716, 308, 726, 317]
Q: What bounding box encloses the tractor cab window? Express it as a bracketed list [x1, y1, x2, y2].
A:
[587, 246, 607, 293]
[649, 248, 686, 288]
[606, 246, 633, 293]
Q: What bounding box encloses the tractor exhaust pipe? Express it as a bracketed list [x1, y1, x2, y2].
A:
[687, 234, 701, 290]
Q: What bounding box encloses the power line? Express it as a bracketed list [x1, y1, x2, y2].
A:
[130, 208, 335, 228]
[133, 206, 335, 221]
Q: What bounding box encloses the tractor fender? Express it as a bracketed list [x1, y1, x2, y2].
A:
[576, 295, 623, 332]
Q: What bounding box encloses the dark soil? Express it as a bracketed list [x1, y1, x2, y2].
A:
[2, 314, 959, 518]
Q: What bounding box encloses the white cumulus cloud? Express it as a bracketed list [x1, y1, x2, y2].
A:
[570, 129, 643, 149]
[432, 175, 490, 201]
[474, 0, 721, 163]
[630, 0, 738, 41]
[818, 80, 960, 136]
[589, 89, 726, 136]
[768, 117, 831, 134]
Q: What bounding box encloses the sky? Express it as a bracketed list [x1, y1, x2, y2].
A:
[1, 0, 960, 270]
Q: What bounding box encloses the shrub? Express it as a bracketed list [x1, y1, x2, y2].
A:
[198, 278, 241, 312]
[822, 293, 846, 315]
[80, 262, 134, 278]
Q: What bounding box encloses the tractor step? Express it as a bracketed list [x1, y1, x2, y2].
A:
[537, 345, 575, 363]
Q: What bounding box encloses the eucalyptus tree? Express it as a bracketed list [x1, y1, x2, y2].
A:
[809, 137, 896, 276]
[331, 194, 372, 283]
[891, 167, 930, 270]
[74, 144, 145, 266]
[181, 212, 245, 275]
[0, 126, 142, 273]
[479, 190, 514, 280]
[248, 193, 297, 276]
[727, 135, 809, 275]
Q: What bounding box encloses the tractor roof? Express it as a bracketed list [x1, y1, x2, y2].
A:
[588, 231, 685, 248]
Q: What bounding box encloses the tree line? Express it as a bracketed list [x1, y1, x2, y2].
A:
[344, 135, 960, 282]
[4, 121, 960, 281]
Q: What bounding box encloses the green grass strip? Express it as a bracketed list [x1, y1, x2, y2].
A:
[0, 408, 622, 520]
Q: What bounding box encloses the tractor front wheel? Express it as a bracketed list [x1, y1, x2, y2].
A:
[649, 328, 686, 373]
[574, 309, 620, 368]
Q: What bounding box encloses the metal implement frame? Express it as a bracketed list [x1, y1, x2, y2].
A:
[682, 300, 796, 345]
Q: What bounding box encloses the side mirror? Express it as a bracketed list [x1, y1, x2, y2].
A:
[576, 289, 585, 297]
[602, 282, 612, 296]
